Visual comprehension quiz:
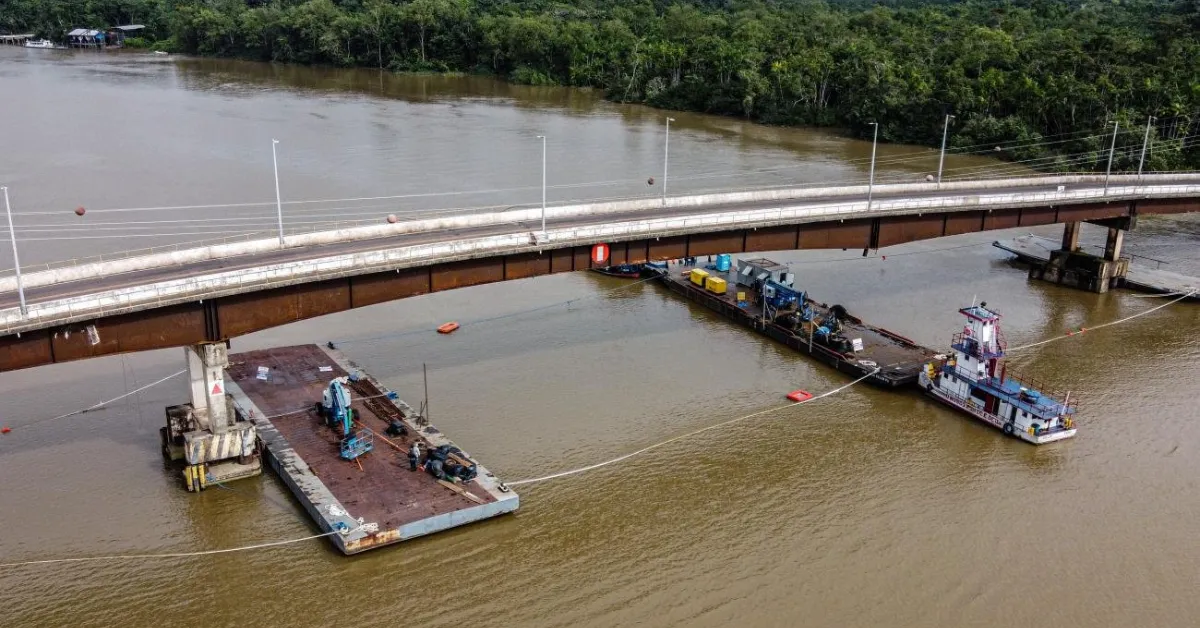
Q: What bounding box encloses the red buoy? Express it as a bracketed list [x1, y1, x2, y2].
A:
[786, 390, 813, 403]
[1, 426, 11, 434]
[74, 206, 86, 216]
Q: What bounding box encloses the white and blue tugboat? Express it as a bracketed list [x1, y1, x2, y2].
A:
[919, 303, 1077, 444]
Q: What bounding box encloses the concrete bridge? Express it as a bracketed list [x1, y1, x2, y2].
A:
[1, 173, 1197, 372]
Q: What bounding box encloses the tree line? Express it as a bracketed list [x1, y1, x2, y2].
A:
[4, 0, 1198, 171]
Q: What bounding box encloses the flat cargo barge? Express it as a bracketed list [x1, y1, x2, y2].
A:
[224, 344, 518, 555]
[652, 259, 936, 387]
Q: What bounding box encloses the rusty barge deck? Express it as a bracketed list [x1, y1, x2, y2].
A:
[654, 264, 936, 388]
[224, 344, 518, 555]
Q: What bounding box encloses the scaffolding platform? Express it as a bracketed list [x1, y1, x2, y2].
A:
[224, 344, 518, 555]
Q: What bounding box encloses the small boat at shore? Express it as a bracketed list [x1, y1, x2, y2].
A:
[919, 303, 1077, 444]
[591, 263, 645, 278]
[24, 39, 62, 49]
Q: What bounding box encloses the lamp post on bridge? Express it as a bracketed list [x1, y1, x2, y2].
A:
[1, 187, 27, 316]
[1137, 115, 1156, 181]
[1103, 121, 1119, 196]
[537, 135, 547, 236]
[936, 114, 955, 187]
[663, 116, 675, 206]
[867, 122, 879, 211]
[272, 139, 284, 247]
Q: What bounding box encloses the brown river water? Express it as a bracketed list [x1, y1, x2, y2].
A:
[1, 48, 1199, 628]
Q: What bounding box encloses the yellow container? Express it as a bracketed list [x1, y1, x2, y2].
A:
[706, 277, 728, 294]
[689, 269, 709, 286]
[736, 291, 747, 302]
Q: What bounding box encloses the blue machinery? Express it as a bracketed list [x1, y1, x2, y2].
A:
[319, 377, 374, 461]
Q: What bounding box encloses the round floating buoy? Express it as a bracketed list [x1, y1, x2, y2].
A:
[74, 206, 86, 216]
[647, 177, 655, 186]
[386, 214, 398, 224]
[882, 255, 887, 261]
[1, 426, 10, 434]
[994, 146, 1002, 152]
[925, 174, 935, 182]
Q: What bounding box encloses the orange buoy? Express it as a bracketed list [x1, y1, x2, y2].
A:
[74, 206, 86, 216]
[437, 322, 460, 334]
[786, 389, 813, 403]
[1, 426, 10, 434]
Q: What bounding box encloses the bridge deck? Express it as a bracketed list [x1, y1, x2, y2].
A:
[993, 235, 1200, 298]
[226, 344, 517, 554]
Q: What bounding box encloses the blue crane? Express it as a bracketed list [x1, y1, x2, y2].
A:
[319, 377, 373, 460]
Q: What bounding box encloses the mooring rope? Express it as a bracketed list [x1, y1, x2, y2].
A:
[0, 530, 340, 569]
[4, 369, 187, 433]
[1004, 290, 1196, 353]
[506, 368, 880, 487]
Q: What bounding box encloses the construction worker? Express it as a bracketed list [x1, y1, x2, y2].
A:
[408, 441, 421, 471]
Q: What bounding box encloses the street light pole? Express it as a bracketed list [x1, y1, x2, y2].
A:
[663, 117, 674, 205]
[1137, 115, 1155, 180]
[1103, 121, 1119, 196]
[867, 122, 879, 210]
[272, 139, 284, 247]
[537, 135, 546, 235]
[2, 187, 27, 315]
[936, 114, 955, 187]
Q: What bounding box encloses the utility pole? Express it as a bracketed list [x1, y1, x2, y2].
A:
[1103, 121, 1119, 196]
[1137, 115, 1155, 181]
[1, 187, 26, 315]
[867, 122, 879, 210]
[663, 117, 675, 205]
[272, 139, 284, 247]
[937, 114, 955, 187]
[537, 135, 547, 236]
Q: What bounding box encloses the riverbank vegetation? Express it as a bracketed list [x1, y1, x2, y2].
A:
[4, 0, 1198, 170]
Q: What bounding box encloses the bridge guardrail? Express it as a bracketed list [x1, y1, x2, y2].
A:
[3, 173, 1200, 295]
[2, 183, 1199, 335]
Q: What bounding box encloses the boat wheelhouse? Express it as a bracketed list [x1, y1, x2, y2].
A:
[918, 303, 1077, 444]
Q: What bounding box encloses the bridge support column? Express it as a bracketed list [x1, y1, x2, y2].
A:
[161, 342, 261, 492]
[1028, 222, 1130, 294]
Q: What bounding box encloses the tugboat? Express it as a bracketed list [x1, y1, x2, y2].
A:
[919, 303, 1077, 444]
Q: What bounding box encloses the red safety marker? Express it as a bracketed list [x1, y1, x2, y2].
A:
[74, 206, 86, 216]
[592, 243, 609, 264]
[1, 426, 11, 434]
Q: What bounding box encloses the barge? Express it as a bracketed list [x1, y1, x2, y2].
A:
[651, 256, 935, 387]
[919, 304, 1077, 444]
[223, 344, 518, 554]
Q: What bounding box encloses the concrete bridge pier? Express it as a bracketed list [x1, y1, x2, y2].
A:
[1028, 217, 1133, 294]
[160, 342, 261, 491]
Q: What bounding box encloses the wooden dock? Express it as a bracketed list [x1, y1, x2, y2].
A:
[993, 235, 1199, 299]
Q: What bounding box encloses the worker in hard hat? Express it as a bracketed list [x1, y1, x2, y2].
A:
[408, 441, 421, 471]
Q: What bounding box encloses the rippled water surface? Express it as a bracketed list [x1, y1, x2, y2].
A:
[1, 48, 1198, 628]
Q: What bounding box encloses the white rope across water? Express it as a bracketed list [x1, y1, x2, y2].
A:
[1005, 290, 1197, 353]
[7, 369, 187, 432]
[506, 368, 881, 487]
[0, 531, 339, 569]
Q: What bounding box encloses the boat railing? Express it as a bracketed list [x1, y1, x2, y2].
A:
[941, 363, 1078, 417]
[950, 333, 1003, 359]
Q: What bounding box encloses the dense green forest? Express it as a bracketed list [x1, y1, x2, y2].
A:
[4, 0, 1199, 170]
